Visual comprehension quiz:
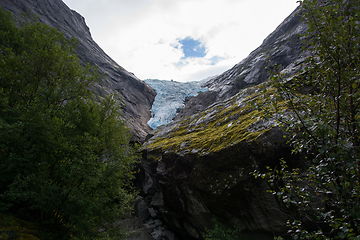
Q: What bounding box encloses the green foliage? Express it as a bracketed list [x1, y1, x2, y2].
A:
[0, 8, 138, 239]
[204, 218, 252, 240]
[255, 0, 360, 239]
[0, 213, 41, 239]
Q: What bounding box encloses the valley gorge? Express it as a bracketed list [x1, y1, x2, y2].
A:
[0, 1, 313, 239]
[137, 5, 310, 240]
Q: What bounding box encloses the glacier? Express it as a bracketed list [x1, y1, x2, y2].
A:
[144, 79, 208, 129]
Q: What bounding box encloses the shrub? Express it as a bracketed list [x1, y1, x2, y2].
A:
[204, 218, 252, 240]
[255, 0, 360, 239]
[0, 8, 138, 239]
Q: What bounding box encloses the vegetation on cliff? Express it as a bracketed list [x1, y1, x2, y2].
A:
[256, 0, 360, 238]
[0, 8, 138, 239]
[142, 0, 360, 238]
[143, 83, 282, 158]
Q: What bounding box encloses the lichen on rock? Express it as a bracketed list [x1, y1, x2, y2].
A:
[138, 5, 309, 238]
[142, 82, 281, 157]
[139, 80, 300, 239]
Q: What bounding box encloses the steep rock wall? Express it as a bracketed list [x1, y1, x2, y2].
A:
[139, 5, 311, 239]
[140, 60, 307, 239]
[175, 6, 308, 120]
[0, 0, 156, 142]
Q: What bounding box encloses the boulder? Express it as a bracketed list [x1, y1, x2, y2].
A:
[141, 76, 306, 238]
[142, 8, 312, 236]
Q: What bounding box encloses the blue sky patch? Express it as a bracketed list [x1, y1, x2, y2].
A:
[178, 37, 207, 59]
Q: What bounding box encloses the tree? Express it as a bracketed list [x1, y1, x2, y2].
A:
[256, 0, 360, 239]
[0, 8, 138, 239]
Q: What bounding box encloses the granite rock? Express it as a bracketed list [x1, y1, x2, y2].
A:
[0, 0, 156, 142]
[174, 6, 308, 121]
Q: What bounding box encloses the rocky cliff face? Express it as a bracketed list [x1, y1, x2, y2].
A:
[1, 1, 311, 238]
[175, 6, 308, 121]
[0, 0, 156, 142]
[139, 78, 306, 239]
[139, 5, 310, 240]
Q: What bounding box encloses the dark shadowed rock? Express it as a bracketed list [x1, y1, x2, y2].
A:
[118, 216, 154, 240]
[140, 59, 308, 239]
[0, 1, 314, 239]
[0, 0, 156, 142]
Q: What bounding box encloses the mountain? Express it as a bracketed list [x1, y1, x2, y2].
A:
[0, 0, 156, 143]
[174, 6, 308, 121]
[143, 79, 208, 129]
[0, 0, 314, 239]
[139, 6, 310, 239]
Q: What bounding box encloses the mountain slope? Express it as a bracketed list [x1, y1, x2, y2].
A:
[139, 5, 311, 239]
[0, 0, 156, 142]
[174, 6, 307, 120]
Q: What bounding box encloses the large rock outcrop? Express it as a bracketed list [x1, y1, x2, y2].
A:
[140, 75, 307, 239]
[0, 0, 156, 142]
[175, 6, 308, 120]
[139, 5, 310, 239]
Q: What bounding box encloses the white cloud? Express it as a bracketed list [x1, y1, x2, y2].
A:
[63, 0, 299, 82]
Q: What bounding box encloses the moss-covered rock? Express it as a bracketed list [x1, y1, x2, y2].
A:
[140, 80, 305, 239]
[143, 83, 279, 156]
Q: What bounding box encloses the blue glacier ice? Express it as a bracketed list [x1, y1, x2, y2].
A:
[144, 79, 208, 129]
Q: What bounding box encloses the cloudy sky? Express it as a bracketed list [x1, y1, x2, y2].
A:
[62, 0, 299, 82]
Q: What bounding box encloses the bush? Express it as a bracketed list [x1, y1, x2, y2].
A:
[204, 218, 252, 240]
[0, 8, 138, 239]
[255, 0, 360, 239]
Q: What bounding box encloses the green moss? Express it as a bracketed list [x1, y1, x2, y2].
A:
[144, 83, 282, 156]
